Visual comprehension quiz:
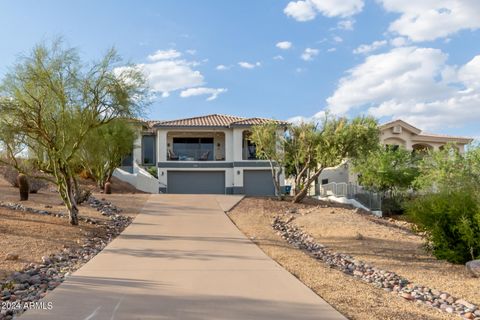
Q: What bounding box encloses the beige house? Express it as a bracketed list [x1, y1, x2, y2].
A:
[318, 119, 474, 186]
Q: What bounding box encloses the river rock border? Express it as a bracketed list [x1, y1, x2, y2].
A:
[272, 215, 480, 320]
[0, 197, 132, 320]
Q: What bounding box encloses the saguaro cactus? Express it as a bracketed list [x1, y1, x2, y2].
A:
[17, 174, 29, 201]
[104, 181, 112, 194]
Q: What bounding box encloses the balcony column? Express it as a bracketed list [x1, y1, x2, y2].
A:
[232, 128, 244, 161]
[157, 129, 167, 162]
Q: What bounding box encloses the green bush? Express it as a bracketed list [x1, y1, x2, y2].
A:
[146, 166, 158, 179]
[406, 190, 480, 263]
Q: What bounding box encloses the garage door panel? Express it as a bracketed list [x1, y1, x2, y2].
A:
[243, 170, 275, 196]
[167, 171, 225, 194]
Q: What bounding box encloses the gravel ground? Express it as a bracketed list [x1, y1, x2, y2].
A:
[229, 197, 460, 320]
[0, 176, 150, 282]
[293, 205, 480, 307]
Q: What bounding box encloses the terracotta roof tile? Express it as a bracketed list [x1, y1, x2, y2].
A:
[154, 114, 287, 127]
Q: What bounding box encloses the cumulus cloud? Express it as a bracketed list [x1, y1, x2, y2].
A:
[273, 55, 285, 60]
[215, 64, 230, 71]
[325, 46, 480, 130]
[276, 41, 293, 50]
[284, 0, 364, 21]
[179, 87, 227, 101]
[378, 0, 480, 42]
[390, 37, 408, 47]
[337, 19, 355, 30]
[353, 40, 387, 54]
[301, 48, 319, 61]
[147, 49, 182, 61]
[125, 49, 227, 100]
[238, 61, 261, 69]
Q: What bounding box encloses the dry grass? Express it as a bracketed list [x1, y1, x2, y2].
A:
[229, 197, 463, 320]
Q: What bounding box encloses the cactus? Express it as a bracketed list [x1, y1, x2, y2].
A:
[104, 181, 112, 194]
[17, 174, 29, 201]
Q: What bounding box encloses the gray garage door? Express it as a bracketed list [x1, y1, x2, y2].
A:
[167, 171, 225, 194]
[243, 170, 275, 196]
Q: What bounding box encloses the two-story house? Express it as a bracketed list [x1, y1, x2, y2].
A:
[116, 114, 288, 195]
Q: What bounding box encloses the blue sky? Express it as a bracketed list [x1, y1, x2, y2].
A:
[1, 1, 480, 138]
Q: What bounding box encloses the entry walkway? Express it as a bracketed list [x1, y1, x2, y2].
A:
[22, 194, 346, 320]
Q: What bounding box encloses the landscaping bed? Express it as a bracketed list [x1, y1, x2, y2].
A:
[0, 176, 149, 319]
[228, 197, 479, 320]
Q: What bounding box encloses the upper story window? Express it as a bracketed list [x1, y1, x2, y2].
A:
[171, 137, 214, 161]
[142, 135, 156, 165]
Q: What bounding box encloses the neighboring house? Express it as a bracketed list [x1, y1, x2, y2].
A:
[117, 114, 288, 195]
[318, 119, 474, 187]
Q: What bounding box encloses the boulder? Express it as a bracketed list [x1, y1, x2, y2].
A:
[466, 260, 480, 278]
[5, 253, 19, 261]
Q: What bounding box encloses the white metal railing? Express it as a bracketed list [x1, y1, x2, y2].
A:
[319, 182, 382, 211]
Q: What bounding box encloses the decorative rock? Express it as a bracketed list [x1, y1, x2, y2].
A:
[271, 215, 478, 319]
[466, 260, 480, 278]
[456, 299, 476, 310]
[0, 197, 131, 318]
[401, 292, 413, 300]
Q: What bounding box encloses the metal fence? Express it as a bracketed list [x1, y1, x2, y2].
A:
[319, 182, 382, 211]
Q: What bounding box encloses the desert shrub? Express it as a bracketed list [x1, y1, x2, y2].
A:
[1, 165, 48, 193]
[146, 166, 158, 178]
[406, 190, 480, 264]
[2, 165, 19, 187]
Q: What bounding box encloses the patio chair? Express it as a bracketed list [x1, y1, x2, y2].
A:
[168, 149, 179, 160]
[199, 150, 210, 161]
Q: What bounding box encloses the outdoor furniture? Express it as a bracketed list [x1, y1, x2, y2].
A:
[168, 149, 179, 160]
[199, 150, 210, 161]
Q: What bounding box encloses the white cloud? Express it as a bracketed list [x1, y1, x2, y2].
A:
[353, 40, 387, 54]
[284, 0, 364, 21]
[276, 41, 293, 50]
[333, 36, 343, 43]
[337, 19, 355, 30]
[186, 49, 197, 55]
[238, 61, 261, 69]
[288, 110, 327, 124]
[273, 55, 285, 60]
[378, 0, 480, 42]
[127, 49, 227, 99]
[325, 46, 480, 130]
[215, 64, 230, 71]
[179, 87, 227, 101]
[327, 48, 337, 52]
[147, 49, 182, 61]
[390, 37, 408, 47]
[301, 48, 319, 61]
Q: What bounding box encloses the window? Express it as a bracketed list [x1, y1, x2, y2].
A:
[142, 135, 156, 165]
[172, 137, 214, 161]
[321, 179, 329, 185]
[385, 144, 399, 151]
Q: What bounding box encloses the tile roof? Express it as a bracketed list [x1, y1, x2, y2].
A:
[153, 114, 287, 128]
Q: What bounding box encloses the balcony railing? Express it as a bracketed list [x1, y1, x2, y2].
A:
[167, 149, 218, 161]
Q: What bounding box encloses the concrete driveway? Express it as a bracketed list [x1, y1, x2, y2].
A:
[22, 194, 346, 320]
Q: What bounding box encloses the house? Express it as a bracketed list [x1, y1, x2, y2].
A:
[116, 114, 288, 195]
[318, 119, 474, 186]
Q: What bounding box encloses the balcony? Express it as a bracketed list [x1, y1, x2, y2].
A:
[166, 133, 225, 161]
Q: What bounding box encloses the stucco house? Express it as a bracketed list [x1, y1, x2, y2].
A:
[319, 119, 474, 186]
[115, 114, 288, 195]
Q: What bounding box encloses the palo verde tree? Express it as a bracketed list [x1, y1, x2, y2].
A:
[78, 118, 137, 188]
[289, 115, 379, 203]
[0, 39, 148, 225]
